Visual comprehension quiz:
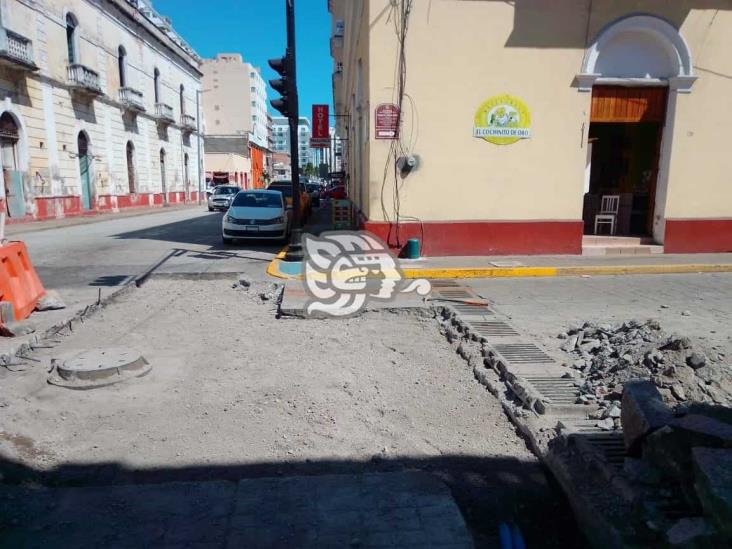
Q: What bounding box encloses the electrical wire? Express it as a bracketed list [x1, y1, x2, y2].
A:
[379, 0, 414, 250]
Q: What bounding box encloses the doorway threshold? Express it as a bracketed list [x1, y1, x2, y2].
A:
[582, 235, 664, 256]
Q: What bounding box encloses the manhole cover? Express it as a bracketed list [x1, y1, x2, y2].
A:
[48, 347, 150, 390]
[494, 343, 555, 364]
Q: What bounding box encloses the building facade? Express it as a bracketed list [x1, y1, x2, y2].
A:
[330, 0, 732, 255]
[204, 135, 250, 188]
[272, 116, 312, 169]
[0, 0, 203, 223]
[201, 53, 267, 149]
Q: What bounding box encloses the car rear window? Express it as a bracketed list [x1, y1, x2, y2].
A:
[214, 186, 239, 195]
[267, 184, 293, 197]
[232, 192, 282, 208]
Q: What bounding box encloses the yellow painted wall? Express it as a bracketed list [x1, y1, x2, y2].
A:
[339, 0, 732, 225]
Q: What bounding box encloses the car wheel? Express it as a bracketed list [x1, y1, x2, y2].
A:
[222, 236, 233, 245]
[208, 207, 213, 212]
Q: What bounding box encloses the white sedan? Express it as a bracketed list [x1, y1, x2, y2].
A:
[222, 190, 290, 244]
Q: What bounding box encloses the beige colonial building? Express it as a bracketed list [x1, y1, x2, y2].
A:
[330, 1, 732, 255]
[201, 53, 268, 149]
[0, 0, 203, 223]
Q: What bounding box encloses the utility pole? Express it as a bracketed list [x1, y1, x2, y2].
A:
[269, 0, 303, 261]
[195, 90, 203, 204]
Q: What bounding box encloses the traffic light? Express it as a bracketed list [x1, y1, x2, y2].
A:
[268, 55, 291, 117]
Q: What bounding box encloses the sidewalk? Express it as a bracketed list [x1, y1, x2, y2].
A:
[4, 202, 201, 236]
[1, 472, 472, 548]
[268, 212, 732, 281]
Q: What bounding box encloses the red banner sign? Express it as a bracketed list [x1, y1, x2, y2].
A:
[312, 104, 329, 140]
[375, 103, 400, 139]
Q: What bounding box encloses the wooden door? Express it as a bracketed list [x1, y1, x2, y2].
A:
[591, 86, 667, 123]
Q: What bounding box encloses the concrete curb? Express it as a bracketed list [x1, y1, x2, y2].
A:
[266, 256, 732, 281]
[266, 246, 291, 279]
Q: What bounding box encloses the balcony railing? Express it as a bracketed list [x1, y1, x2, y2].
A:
[119, 86, 145, 112]
[67, 63, 102, 95]
[155, 102, 175, 123]
[330, 35, 344, 56]
[182, 113, 196, 130]
[0, 28, 38, 71]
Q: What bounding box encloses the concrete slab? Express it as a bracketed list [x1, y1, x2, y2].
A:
[228, 472, 473, 549]
[0, 473, 472, 548]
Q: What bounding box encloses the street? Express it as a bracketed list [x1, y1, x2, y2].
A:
[9, 207, 280, 312]
[1, 208, 732, 548]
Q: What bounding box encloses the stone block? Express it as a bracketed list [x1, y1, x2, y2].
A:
[621, 380, 674, 455]
[693, 447, 732, 539]
[645, 414, 732, 482]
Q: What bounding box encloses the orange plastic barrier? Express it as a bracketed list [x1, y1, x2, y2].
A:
[0, 241, 46, 322]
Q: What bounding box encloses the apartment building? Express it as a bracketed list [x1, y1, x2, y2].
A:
[272, 116, 312, 169]
[201, 53, 268, 149]
[0, 0, 203, 222]
[330, 0, 732, 255]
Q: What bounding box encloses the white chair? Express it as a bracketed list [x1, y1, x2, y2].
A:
[594, 195, 620, 235]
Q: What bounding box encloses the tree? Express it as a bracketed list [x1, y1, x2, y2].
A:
[303, 162, 316, 177]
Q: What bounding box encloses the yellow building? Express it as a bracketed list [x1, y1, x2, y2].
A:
[329, 0, 732, 255]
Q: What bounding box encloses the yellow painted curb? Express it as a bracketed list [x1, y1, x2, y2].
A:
[402, 267, 559, 279]
[267, 258, 732, 281]
[266, 245, 292, 279]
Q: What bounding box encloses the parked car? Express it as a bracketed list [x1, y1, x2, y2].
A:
[208, 185, 240, 211]
[222, 190, 290, 244]
[322, 185, 347, 201]
[267, 181, 310, 221]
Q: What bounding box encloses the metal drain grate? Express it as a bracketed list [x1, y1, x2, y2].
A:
[522, 376, 579, 404]
[469, 320, 518, 336]
[434, 288, 475, 300]
[451, 303, 494, 316]
[581, 432, 626, 468]
[430, 280, 461, 288]
[494, 343, 555, 364]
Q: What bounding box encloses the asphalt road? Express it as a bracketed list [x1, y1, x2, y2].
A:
[11, 207, 281, 312]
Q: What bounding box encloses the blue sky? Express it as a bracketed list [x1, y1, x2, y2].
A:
[154, 0, 333, 120]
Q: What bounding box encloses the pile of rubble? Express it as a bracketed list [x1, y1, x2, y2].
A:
[618, 381, 732, 547]
[558, 320, 732, 429]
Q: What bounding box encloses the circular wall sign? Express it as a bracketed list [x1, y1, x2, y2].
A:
[473, 94, 532, 145]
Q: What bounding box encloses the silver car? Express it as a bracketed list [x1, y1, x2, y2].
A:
[207, 185, 240, 211]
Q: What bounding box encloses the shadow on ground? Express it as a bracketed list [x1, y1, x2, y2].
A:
[110, 211, 283, 253]
[0, 454, 586, 548]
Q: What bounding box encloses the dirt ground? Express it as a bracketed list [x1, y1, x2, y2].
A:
[0, 277, 584, 547]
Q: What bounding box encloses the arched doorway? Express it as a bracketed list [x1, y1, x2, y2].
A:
[159, 148, 167, 204]
[77, 131, 93, 210]
[126, 141, 136, 194]
[577, 15, 696, 242]
[1, 112, 24, 217]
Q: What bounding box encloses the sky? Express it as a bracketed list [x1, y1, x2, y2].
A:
[153, 0, 333, 121]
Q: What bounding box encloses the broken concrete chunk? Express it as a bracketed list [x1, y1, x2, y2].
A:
[692, 447, 732, 539]
[35, 290, 67, 311]
[621, 380, 674, 455]
[645, 415, 732, 482]
[666, 517, 718, 547]
[0, 320, 37, 338]
[687, 353, 707, 370]
[596, 418, 615, 431]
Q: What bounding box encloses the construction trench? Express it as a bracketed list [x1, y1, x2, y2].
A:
[0, 272, 730, 547]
